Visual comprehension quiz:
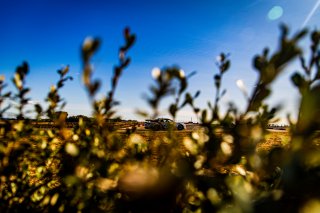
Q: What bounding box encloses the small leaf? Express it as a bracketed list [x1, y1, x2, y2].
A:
[315, 69, 320, 80]
[3, 92, 11, 98]
[263, 48, 269, 57]
[128, 35, 136, 47]
[135, 110, 148, 117]
[124, 27, 130, 39]
[280, 24, 289, 41]
[220, 89, 227, 98]
[35, 104, 42, 114]
[291, 72, 306, 88]
[89, 81, 101, 96]
[194, 90, 201, 98]
[187, 71, 197, 79]
[201, 109, 207, 122]
[222, 60, 230, 73]
[82, 37, 101, 62]
[62, 66, 70, 76]
[293, 29, 308, 42]
[169, 104, 177, 117]
[60, 102, 67, 110]
[311, 31, 320, 44]
[185, 93, 193, 103]
[0, 105, 10, 114]
[297, 85, 320, 134]
[253, 56, 265, 72]
[299, 56, 308, 73]
[248, 87, 271, 111]
[21, 88, 30, 96]
[220, 53, 226, 61]
[214, 74, 221, 88]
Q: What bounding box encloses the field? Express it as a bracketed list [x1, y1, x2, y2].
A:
[21, 124, 291, 201]
[125, 123, 290, 153]
[0, 120, 288, 153]
[257, 130, 290, 153]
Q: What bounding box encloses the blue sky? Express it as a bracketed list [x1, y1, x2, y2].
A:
[1, 0, 320, 122]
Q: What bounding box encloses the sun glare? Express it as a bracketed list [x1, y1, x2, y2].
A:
[267, 6, 283, 21]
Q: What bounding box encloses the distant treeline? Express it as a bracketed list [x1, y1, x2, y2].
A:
[0, 114, 138, 123]
[0, 113, 139, 129]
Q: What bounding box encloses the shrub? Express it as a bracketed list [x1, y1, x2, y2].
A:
[0, 25, 320, 213]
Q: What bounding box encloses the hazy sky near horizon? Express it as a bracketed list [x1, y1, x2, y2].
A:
[1, 0, 320, 122]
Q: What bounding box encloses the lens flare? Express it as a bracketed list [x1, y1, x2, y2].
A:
[302, 0, 320, 28]
[268, 6, 283, 21]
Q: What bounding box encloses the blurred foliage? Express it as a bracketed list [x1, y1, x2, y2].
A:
[0, 25, 320, 213]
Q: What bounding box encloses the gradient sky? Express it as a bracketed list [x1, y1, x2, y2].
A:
[1, 0, 320, 122]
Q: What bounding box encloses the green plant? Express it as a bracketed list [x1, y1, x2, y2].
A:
[0, 25, 320, 213]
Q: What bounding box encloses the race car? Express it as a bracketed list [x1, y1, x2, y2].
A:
[144, 118, 186, 131]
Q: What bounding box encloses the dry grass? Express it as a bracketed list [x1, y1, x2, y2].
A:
[257, 130, 290, 153]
